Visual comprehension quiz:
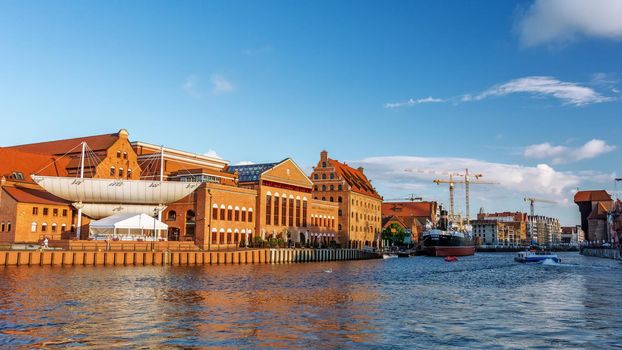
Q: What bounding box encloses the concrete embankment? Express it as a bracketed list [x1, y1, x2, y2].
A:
[0, 248, 377, 267]
[581, 248, 621, 260]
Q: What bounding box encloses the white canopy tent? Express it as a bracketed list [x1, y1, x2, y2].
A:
[89, 213, 168, 241]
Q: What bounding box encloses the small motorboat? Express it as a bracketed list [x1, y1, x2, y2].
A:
[444, 256, 459, 262]
[515, 251, 560, 263]
[383, 253, 398, 259]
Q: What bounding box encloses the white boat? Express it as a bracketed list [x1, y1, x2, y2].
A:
[383, 253, 398, 259]
[515, 251, 561, 263]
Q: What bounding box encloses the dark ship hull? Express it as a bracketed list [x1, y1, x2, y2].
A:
[422, 234, 475, 257]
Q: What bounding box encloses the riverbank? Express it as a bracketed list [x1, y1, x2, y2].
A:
[476, 246, 580, 253]
[580, 247, 621, 260]
[0, 248, 377, 267]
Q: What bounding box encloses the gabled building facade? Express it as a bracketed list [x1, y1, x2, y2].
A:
[310, 151, 382, 249]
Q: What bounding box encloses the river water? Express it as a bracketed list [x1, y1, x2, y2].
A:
[0, 252, 621, 349]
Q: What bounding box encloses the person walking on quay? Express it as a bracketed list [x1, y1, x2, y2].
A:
[43, 237, 49, 249]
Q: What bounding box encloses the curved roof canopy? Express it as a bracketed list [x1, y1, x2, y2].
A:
[32, 175, 200, 204]
[75, 203, 168, 219]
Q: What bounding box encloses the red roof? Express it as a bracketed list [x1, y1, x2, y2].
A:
[2, 186, 70, 205]
[588, 202, 610, 220]
[6, 133, 119, 155]
[574, 190, 612, 203]
[328, 158, 381, 199]
[0, 147, 69, 182]
[382, 201, 435, 217]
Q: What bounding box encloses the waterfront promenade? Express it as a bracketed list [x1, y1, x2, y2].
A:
[0, 248, 377, 266]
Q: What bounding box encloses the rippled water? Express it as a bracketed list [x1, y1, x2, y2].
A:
[1, 252, 621, 349]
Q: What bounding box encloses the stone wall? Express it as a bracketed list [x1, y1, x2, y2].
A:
[581, 248, 621, 260]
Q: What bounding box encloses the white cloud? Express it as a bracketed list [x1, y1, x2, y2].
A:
[468, 76, 613, 106]
[235, 161, 255, 165]
[523, 139, 616, 164]
[204, 149, 222, 159]
[384, 97, 444, 109]
[385, 76, 615, 109]
[517, 0, 622, 47]
[211, 74, 234, 94]
[183, 74, 234, 98]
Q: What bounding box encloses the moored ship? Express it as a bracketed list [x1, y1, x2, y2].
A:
[420, 209, 475, 257]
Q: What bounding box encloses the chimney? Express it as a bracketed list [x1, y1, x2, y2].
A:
[357, 166, 364, 173]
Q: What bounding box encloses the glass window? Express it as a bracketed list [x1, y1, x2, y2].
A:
[248, 211, 253, 223]
[242, 210, 247, 222]
[127, 169, 132, 178]
[220, 208, 225, 220]
[116, 150, 121, 158]
[330, 185, 334, 191]
[338, 185, 343, 191]
[167, 211, 177, 221]
[266, 195, 272, 225]
[227, 208, 233, 221]
[295, 199, 301, 227]
[302, 201, 307, 227]
[53, 208, 58, 217]
[322, 174, 326, 180]
[274, 197, 280, 225]
[31, 222, 37, 233]
[62, 209, 67, 217]
[212, 207, 218, 219]
[322, 162, 326, 168]
[41, 223, 47, 232]
[289, 198, 294, 226]
[43, 208, 48, 216]
[52, 224, 57, 232]
[110, 167, 115, 176]
[32, 207, 38, 215]
[235, 209, 240, 221]
[282, 198, 287, 225]
[119, 168, 124, 177]
[123, 152, 128, 159]
[314, 174, 318, 180]
[330, 173, 334, 179]
[338, 197, 343, 203]
[322, 185, 326, 191]
[330, 197, 334, 202]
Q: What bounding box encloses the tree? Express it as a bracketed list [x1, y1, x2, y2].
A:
[382, 223, 406, 245]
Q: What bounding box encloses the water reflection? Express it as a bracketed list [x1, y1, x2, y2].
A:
[0, 253, 621, 349]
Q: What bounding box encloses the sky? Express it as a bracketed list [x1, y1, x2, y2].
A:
[0, 0, 621, 225]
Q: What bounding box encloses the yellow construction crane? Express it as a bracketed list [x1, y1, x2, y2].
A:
[524, 197, 556, 217]
[432, 169, 497, 222]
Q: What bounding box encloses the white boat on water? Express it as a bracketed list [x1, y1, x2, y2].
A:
[383, 253, 398, 259]
[515, 251, 561, 263]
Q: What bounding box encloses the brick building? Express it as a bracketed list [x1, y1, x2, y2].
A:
[310, 151, 382, 249]
[574, 190, 613, 243]
[381, 201, 438, 244]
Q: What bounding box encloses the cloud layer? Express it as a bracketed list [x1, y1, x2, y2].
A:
[183, 74, 235, 98]
[385, 75, 615, 108]
[517, 0, 622, 47]
[523, 139, 616, 164]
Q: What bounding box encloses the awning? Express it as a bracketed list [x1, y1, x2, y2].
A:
[89, 213, 168, 240]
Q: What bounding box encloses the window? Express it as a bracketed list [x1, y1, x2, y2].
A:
[338, 209, 342, 216]
[338, 197, 343, 203]
[322, 174, 326, 180]
[330, 185, 334, 191]
[314, 185, 318, 191]
[212, 231, 217, 244]
[110, 167, 115, 176]
[322, 185, 326, 191]
[330, 197, 334, 202]
[31, 222, 37, 233]
[127, 169, 132, 178]
[41, 223, 47, 232]
[289, 198, 294, 226]
[234, 232, 239, 243]
[227, 232, 232, 244]
[242, 210, 247, 222]
[330, 173, 335, 179]
[123, 152, 128, 159]
[322, 197, 326, 201]
[302, 200, 308, 227]
[119, 168, 124, 177]
[322, 162, 326, 168]
[53, 208, 58, 217]
[0, 223, 4, 232]
[274, 197, 280, 225]
[51, 224, 57, 233]
[266, 195, 272, 225]
[6, 223, 10, 232]
[62, 209, 68, 217]
[314, 174, 318, 180]
[220, 231, 225, 243]
[338, 185, 343, 191]
[227, 208, 233, 221]
[338, 224, 342, 230]
[282, 198, 287, 225]
[61, 224, 66, 232]
[248, 210, 253, 223]
[43, 208, 49, 216]
[296, 199, 301, 227]
[220, 207, 225, 220]
[167, 211, 177, 221]
[32, 207, 38, 215]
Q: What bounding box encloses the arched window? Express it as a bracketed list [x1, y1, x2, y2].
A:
[61, 224, 66, 232]
[118, 168, 124, 177]
[31, 222, 37, 233]
[338, 209, 342, 216]
[110, 166, 115, 176]
[235, 207, 240, 221]
[241, 207, 247, 222]
[302, 200, 308, 227]
[322, 174, 326, 180]
[314, 185, 318, 191]
[227, 207, 233, 221]
[41, 223, 47, 232]
[330, 173, 335, 179]
[330, 197, 334, 202]
[282, 198, 287, 224]
[322, 197, 326, 201]
[330, 185, 334, 191]
[338, 185, 343, 191]
[220, 205, 226, 220]
[127, 169, 132, 179]
[212, 205, 218, 219]
[51, 223, 57, 233]
[289, 198, 294, 226]
[338, 196, 343, 203]
[322, 185, 326, 191]
[322, 162, 326, 168]
[274, 196, 280, 225]
[266, 194, 272, 225]
[248, 209, 253, 223]
[295, 199, 301, 227]
[314, 174, 318, 180]
[338, 224, 342, 230]
[123, 151, 128, 159]
[116, 150, 121, 158]
[167, 211, 177, 221]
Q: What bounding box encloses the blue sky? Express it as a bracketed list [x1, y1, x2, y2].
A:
[1, 0, 620, 225]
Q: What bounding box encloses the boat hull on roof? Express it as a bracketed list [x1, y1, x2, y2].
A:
[31, 175, 200, 204]
[76, 203, 168, 219]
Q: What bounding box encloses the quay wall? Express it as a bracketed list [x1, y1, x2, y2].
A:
[581, 248, 621, 260]
[0, 248, 377, 267]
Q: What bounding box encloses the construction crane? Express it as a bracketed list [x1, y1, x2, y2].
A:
[433, 170, 497, 223]
[384, 193, 423, 202]
[524, 197, 556, 217]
